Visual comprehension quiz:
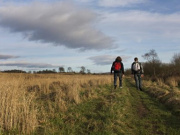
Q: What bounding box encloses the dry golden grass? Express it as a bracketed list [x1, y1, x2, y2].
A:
[165, 77, 178, 87]
[0, 73, 112, 134]
[143, 77, 180, 113]
[1, 73, 179, 134]
[126, 75, 180, 114]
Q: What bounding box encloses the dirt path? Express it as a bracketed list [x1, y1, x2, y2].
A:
[44, 77, 180, 135]
[120, 78, 180, 134]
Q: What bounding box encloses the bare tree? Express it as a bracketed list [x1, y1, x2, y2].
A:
[33, 71, 37, 74]
[80, 66, 86, 74]
[171, 53, 180, 66]
[28, 71, 32, 74]
[87, 69, 91, 74]
[171, 53, 180, 75]
[142, 49, 161, 76]
[142, 49, 158, 62]
[67, 67, 73, 72]
[59, 67, 65, 72]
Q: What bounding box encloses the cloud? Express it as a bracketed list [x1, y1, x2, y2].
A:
[0, 54, 19, 59]
[89, 55, 131, 65]
[0, 61, 59, 68]
[99, 11, 180, 42]
[0, 1, 114, 50]
[98, 0, 148, 7]
[75, 0, 92, 3]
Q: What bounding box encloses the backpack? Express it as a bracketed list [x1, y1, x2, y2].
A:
[114, 62, 121, 71]
[132, 62, 141, 71]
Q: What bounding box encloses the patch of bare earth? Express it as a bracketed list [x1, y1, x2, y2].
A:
[137, 101, 149, 118]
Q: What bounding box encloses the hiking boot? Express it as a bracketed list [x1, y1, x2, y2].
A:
[119, 86, 122, 88]
[114, 85, 117, 89]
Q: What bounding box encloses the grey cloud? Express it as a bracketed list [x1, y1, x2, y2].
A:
[0, 2, 114, 50]
[98, 0, 147, 7]
[0, 62, 59, 68]
[89, 55, 131, 65]
[0, 54, 19, 59]
[100, 11, 180, 42]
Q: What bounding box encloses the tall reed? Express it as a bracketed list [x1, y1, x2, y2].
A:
[0, 73, 111, 134]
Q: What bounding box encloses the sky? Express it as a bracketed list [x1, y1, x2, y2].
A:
[0, 0, 180, 73]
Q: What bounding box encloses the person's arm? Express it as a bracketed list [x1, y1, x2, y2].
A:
[121, 62, 124, 74]
[140, 63, 144, 74]
[111, 62, 114, 74]
[140, 63, 144, 77]
[131, 63, 134, 74]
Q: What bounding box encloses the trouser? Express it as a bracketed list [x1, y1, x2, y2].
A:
[134, 73, 142, 90]
[114, 72, 122, 87]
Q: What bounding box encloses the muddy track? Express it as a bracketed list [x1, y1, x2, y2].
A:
[125, 81, 148, 116]
[123, 78, 180, 134]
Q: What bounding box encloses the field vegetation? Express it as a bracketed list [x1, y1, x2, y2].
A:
[0, 72, 180, 134]
[0, 73, 111, 134]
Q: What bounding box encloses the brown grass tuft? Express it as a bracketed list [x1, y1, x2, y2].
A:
[0, 73, 111, 134]
[143, 77, 180, 113]
[165, 77, 178, 87]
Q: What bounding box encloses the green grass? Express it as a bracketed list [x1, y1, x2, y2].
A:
[125, 79, 180, 135]
[34, 78, 180, 135]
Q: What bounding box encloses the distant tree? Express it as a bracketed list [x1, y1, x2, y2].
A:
[3, 69, 26, 73]
[80, 66, 86, 74]
[171, 53, 180, 66]
[142, 49, 161, 76]
[28, 71, 32, 74]
[33, 71, 37, 74]
[171, 53, 180, 76]
[67, 67, 73, 72]
[142, 49, 158, 62]
[36, 69, 56, 74]
[59, 67, 65, 72]
[53, 69, 56, 72]
[87, 69, 91, 74]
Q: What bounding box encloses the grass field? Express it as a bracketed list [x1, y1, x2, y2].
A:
[0, 73, 180, 134]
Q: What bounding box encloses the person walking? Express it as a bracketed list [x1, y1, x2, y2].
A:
[111, 56, 124, 89]
[131, 57, 144, 91]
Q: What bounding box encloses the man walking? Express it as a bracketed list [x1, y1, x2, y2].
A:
[111, 56, 124, 89]
[131, 57, 144, 91]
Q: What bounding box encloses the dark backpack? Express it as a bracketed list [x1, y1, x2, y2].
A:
[114, 62, 121, 71]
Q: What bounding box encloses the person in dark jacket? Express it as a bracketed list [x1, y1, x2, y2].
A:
[111, 56, 124, 89]
[131, 57, 144, 91]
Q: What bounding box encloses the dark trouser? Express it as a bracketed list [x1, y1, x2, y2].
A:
[114, 72, 122, 87]
[134, 73, 142, 90]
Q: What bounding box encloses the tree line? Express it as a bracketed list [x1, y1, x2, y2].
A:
[1, 66, 91, 74]
[142, 49, 180, 79]
[126, 49, 180, 81]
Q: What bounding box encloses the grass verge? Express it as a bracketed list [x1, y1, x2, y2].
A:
[35, 78, 180, 134]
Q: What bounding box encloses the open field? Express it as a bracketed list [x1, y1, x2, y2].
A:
[0, 73, 111, 134]
[0, 73, 180, 134]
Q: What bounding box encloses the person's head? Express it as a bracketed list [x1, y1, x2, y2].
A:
[134, 57, 138, 62]
[116, 56, 122, 62]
